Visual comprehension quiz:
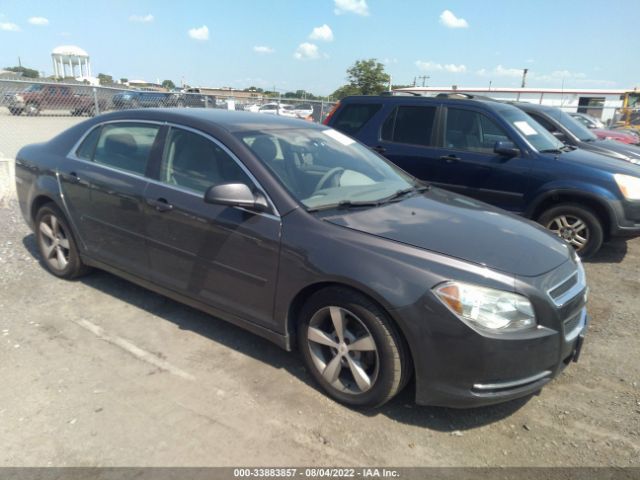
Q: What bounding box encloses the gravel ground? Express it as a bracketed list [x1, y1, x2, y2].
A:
[0, 193, 639, 467]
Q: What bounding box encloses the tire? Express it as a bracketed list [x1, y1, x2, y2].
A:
[25, 102, 40, 116]
[9, 107, 23, 116]
[538, 203, 604, 258]
[297, 287, 410, 408]
[35, 203, 90, 279]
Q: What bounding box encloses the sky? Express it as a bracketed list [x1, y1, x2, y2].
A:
[1, 0, 638, 96]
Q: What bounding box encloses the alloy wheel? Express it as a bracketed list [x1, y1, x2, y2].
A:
[546, 214, 590, 251]
[39, 214, 70, 271]
[306, 306, 379, 394]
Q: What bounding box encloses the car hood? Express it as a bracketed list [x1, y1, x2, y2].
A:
[557, 147, 640, 176]
[580, 139, 640, 165]
[321, 188, 570, 277]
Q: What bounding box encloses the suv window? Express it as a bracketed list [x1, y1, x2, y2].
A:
[382, 105, 436, 147]
[76, 126, 102, 160]
[333, 103, 382, 135]
[93, 123, 161, 175]
[445, 108, 510, 153]
[160, 127, 251, 193]
[528, 113, 558, 133]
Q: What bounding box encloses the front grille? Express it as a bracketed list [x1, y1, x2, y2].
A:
[549, 273, 578, 300]
[563, 309, 586, 341]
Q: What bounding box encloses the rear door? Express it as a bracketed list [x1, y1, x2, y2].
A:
[143, 126, 282, 329]
[60, 121, 164, 276]
[439, 106, 531, 212]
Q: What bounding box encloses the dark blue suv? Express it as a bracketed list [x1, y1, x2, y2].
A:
[325, 94, 640, 257]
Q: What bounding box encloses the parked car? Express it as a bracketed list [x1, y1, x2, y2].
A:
[257, 103, 297, 117]
[324, 94, 640, 257]
[167, 87, 216, 108]
[292, 103, 314, 119]
[6, 84, 105, 116]
[514, 102, 640, 165]
[569, 112, 640, 145]
[15, 109, 588, 408]
[111, 90, 172, 109]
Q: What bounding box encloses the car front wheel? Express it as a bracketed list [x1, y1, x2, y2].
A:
[298, 287, 410, 407]
[35, 204, 90, 279]
[538, 203, 604, 258]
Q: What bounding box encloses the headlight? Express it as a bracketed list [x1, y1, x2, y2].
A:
[433, 281, 536, 332]
[614, 174, 640, 200]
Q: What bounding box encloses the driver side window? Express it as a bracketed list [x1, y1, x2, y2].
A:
[445, 108, 511, 153]
[160, 128, 251, 194]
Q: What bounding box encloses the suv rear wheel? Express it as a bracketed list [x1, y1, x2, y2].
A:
[538, 203, 603, 258]
[298, 287, 410, 407]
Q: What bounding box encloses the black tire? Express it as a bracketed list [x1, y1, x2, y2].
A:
[9, 107, 23, 116]
[297, 287, 411, 408]
[538, 203, 604, 258]
[35, 203, 90, 279]
[25, 102, 40, 116]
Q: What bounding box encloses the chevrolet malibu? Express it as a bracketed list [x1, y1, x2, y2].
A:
[15, 109, 588, 408]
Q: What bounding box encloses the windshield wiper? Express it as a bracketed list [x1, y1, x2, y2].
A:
[539, 148, 563, 154]
[379, 185, 430, 204]
[307, 200, 381, 213]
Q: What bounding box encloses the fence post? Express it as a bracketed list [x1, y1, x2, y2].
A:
[204, 95, 209, 108]
[92, 87, 100, 115]
[320, 101, 325, 123]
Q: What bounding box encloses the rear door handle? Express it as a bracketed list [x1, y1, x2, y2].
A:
[440, 155, 460, 163]
[371, 145, 386, 154]
[147, 197, 173, 212]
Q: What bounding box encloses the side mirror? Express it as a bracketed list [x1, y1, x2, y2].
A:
[494, 140, 520, 157]
[204, 183, 269, 212]
[551, 131, 568, 143]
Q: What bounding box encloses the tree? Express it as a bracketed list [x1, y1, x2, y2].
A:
[4, 66, 39, 78]
[346, 59, 390, 95]
[97, 73, 113, 85]
[120, 78, 128, 84]
[161, 79, 176, 90]
[330, 84, 361, 100]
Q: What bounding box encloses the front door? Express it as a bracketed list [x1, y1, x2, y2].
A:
[144, 126, 281, 329]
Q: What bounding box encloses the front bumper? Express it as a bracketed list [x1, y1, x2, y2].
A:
[610, 199, 640, 237]
[392, 265, 588, 408]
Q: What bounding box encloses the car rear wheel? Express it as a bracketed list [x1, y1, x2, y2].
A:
[298, 287, 410, 407]
[35, 204, 90, 279]
[538, 203, 604, 258]
[9, 107, 23, 116]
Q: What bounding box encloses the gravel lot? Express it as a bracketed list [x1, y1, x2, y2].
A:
[0, 114, 639, 467]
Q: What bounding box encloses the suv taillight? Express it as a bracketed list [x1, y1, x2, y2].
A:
[322, 101, 340, 125]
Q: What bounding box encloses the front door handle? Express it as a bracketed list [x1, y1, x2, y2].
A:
[66, 171, 81, 183]
[147, 197, 173, 212]
[371, 145, 386, 154]
[440, 155, 460, 164]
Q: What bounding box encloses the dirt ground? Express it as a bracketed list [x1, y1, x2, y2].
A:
[0, 194, 639, 467]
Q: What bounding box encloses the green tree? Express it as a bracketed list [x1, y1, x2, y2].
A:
[346, 59, 390, 95]
[161, 79, 176, 90]
[97, 73, 114, 85]
[4, 66, 39, 78]
[120, 78, 129, 83]
[330, 84, 360, 101]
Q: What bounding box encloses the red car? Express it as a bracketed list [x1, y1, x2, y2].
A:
[570, 112, 640, 145]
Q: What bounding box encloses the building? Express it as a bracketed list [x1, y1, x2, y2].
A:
[395, 86, 631, 123]
[51, 45, 92, 80]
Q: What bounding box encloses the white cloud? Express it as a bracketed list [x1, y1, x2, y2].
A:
[188, 25, 209, 41]
[28, 16, 49, 26]
[415, 61, 466, 73]
[478, 65, 524, 78]
[309, 24, 333, 42]
[253, 45, 274, 54]
[294, 42, 321, 60]
[129, 14, 154, 23]
[0, 22, 20, 32]
[334, 0, 369, 16]
[439, 10, 468, 28]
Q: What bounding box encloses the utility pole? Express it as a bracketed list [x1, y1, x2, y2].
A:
[521, 68, 528, 88]
[416, 75, 430, 87]
[18, 56, 22, 67]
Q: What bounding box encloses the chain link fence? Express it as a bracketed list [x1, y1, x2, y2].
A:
[0, 79, 337, 203]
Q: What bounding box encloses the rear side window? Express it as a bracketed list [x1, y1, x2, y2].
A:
[92, 123, 161, 175]
[528, 113, 558, 133]
[76, 126, 101, 160]
[382, 106, 436, 147]
[332, 103, 381, 135]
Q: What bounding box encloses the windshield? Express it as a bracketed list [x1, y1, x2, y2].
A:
[499, 108, 565, 152]
[551, 109, 598, 142]
[24, 84, 43, 92]
[236, 128, 417, 210]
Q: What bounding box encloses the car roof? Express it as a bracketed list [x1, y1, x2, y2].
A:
[341, 94, 518, 114]
[509, 101, 558, 114]
[93, 108, 323, 133]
